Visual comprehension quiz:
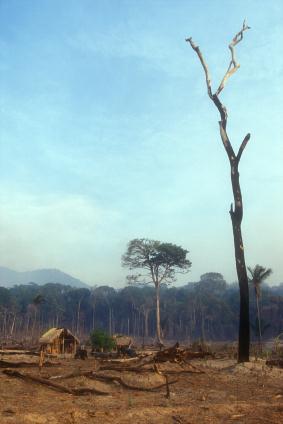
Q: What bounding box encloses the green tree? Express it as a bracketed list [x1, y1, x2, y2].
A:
[248, 265, 272, 350]
[199, 273, 227, 295]
[122, 238, 191, 345]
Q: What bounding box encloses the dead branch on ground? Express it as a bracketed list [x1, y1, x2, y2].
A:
[154, 363, 170, 398]
[2, 369, 109, 396]
[50, 369, 178, 392]
[0, 359, 58, 368]
[89, 372, 178, 392]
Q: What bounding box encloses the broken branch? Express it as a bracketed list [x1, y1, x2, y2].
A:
[216, 21, 250, 95]
[237, 133, 251, 162]
[185, 37, 213, 99]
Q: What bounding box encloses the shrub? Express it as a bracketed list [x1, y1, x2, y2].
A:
[90, 330, 116, 352]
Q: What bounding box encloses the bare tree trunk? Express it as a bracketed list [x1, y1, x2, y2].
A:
[109, 307, 112, 335]
[256, 294, 262, 351]
[212, 101, 250, 362]
[144, 309, 149, 338]
[155, 284, 162, 345]
[92, 307, 95, 330]
[112, 309, 115, 334]
[10, 314, 16, 336]
[76, 300, 81, 335]
[187, 23, 251, 362]
[3, 312, 6, 338]
[200, 307, 205, 343]
[26, 314, 30, 337]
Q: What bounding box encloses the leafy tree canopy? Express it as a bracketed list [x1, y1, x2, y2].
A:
[122, 238, 191, 286]
[248, 265, 273, 296]
[199, 272, 227, 294]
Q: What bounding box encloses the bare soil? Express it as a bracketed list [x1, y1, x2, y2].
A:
[0, 353, 282, 424]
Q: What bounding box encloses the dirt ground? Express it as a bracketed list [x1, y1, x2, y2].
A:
[0, 353, 282, 424]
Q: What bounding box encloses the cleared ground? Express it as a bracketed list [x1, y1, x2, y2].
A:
[0, 353, 282, 423]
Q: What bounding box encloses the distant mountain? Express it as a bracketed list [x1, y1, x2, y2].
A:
[0, 266, 89, 288]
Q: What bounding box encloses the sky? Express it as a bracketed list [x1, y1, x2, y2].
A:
[0, 0, 282, 287]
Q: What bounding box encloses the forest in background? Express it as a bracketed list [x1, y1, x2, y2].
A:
[0, 272, 283, 344]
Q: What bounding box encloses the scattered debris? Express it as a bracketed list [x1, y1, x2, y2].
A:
[266, 358, 283, 368]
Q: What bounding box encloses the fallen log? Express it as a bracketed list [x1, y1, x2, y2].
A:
[88, 372, 178, 392]
[49, 369, 83, 380]
[99, 356, 154, 371]
[154, 342, 211, 363]
[48, 370, 178, 392]
[2, 369, 109, 396]
[0, 360, 58, 368]
[99, 363, 203, 374]
[0, 350, 39, 356]
[99, 355, 145, 365]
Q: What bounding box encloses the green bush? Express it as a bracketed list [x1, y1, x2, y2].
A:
[90, 330, 116, 352]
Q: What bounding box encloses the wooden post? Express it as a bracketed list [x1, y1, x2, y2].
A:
[39, 348, 45, 373]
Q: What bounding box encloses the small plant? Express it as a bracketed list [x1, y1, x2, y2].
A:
[90, 329, 116, 352]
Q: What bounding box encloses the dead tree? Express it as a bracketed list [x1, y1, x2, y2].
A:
[187, 22, 251, 362]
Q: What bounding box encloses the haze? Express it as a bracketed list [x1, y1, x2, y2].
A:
[0, 0, 282, 286]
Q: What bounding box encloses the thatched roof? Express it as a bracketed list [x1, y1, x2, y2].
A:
[113, 334, 131, 347]
[39, 328, 79, 345]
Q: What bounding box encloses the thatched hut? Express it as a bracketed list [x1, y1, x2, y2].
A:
[113, 334, 132, 353]
[39, 328, 79, 356]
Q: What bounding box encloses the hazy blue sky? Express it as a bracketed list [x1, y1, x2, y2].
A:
[0, 0, 282, 287]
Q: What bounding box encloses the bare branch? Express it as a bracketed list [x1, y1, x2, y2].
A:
[237, 133, 251, 162]
[185, 37, 213, 99]
[216, 21, 250, 95]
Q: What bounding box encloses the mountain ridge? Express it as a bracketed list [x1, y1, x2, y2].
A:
[0, 266, 89, 288]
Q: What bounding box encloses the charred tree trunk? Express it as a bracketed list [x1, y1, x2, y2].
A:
[217, 112, 250, 362]
[187, 22, 251, 362]
[256, 292, 262, 351]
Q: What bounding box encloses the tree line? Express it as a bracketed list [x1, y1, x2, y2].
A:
[0, 273, 282, 344]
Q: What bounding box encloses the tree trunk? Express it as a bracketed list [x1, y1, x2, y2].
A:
[10, 314, 16, 336]
[155, 284, 162, 345]
[256, 294, 262, 351]
[144, 309, 149, 338]
[76, 300, 81, 335]
[92, 307, 95, 330]
[212, 96, 250, 362]
[187, 27, 251, 363]
[229, 158, 250, 362]
[109, 307, 112, 335]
